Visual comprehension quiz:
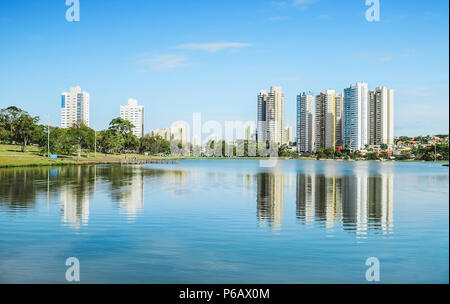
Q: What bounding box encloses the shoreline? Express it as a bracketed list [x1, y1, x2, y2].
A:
[1, 155, 448, 169]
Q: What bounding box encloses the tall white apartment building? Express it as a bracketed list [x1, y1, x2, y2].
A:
[297, 92, 315, 153]
[343, 82, 369, 151]
[324, 89, 336, 149]
[369, 87, 395, 146]
[61, 86, 90, 128]
[120, 99, 144, 138]
[335, 93, 344, 147]
[257, 86, 285, 144]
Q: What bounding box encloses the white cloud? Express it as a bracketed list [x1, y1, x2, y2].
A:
[173, 42, 252, 53]
[272, 0, 317, 9]
[137, 54, 191, 71]
[266, 15, 290, 22]
[293, 0, 317, 7]
[378, 56, 394, 62]
[293, 0, 317, 9]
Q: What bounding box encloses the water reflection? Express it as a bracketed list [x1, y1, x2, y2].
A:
[0, 164, 394, 234]
[295, 173, 394, 234]
[58, 166, 96, 228]
[118, 168, 144, 220]
[0, 168, 50, 209]
[256, 173, 284, 230]
[252, 171, 394, 234]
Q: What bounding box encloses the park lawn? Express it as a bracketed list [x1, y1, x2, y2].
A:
[0, 144, 171, 168]
[0, 144, 41, 156]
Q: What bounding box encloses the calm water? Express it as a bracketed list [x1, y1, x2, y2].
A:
[0, 160, 448, 283]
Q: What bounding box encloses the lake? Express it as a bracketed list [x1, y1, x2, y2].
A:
[0, 160, 448, 283]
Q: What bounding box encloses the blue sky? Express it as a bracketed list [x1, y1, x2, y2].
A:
[0, 0, 448, 136]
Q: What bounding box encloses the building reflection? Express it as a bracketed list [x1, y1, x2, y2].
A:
[256, 173, 284, 231]
[1, 164, 394, 234]
[296, 173, 394, 234]
[118, 167, 144, 220]
[60, 166, 94, 228]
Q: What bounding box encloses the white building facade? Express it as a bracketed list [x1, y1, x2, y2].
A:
[61, 86, 90, 128]
[369, 87, 395, 147]
[257, 86, 285, 144]
[120, 99, 144, 138]
[343, 82, 369, 151]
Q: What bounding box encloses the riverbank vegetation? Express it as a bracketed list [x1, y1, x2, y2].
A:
[1, 106, 448, 168]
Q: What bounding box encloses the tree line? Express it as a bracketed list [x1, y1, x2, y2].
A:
[1, 106, 447, 160]
[0, 106, 171, 156]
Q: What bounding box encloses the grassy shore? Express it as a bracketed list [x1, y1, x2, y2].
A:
[1, 144, 447, 168]
[0, 144, 156, 168]
[0, 144, 298, 168]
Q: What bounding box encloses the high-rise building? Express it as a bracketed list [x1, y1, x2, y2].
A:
[315, 90, 336, 150]
[120, 99, 144, 138]
[244, 122, 256, 141]
[324, 89, 336, 149]
[171, 123, 190, 144]
[343, 82, 369, 151]
[61, 86, 90, 128]
[315, 93, 325, 150]
[335, 93, 344, 147]
[284, 126, 293, 144]
[257, 90, 268, 143]
[369, 87, 395, 147]
[297, 92, 315, 153]
[257, 86, 285, 144]
[152, 128, 171, 141]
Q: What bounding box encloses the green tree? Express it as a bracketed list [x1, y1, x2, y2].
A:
[365, 152, 380, 160]
[68, 122, 95, 157]
[98, 130, 124, 154]
[335, 149, 344, 158]
[0, 106, 28, 144]
[379, 152, 389, 160]
[124, 133, 140, 152]
[109, 117, 135, 136]
[324, 147, 335, 159]
[13, 113, 40, 152]
[39, 127, 77, 156]
[396, 136, 411, 144]
[395, 151, 412, 161]
[278, 144, 289, 157]
[316, 148, 325, 160]
[108, 117, 139, 152]
[139, 135, 170, 155]
[0, 119, 7, 143]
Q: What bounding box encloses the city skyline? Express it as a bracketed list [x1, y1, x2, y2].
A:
[0, 0, 448, 136]
[55, 81, 395, 148]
